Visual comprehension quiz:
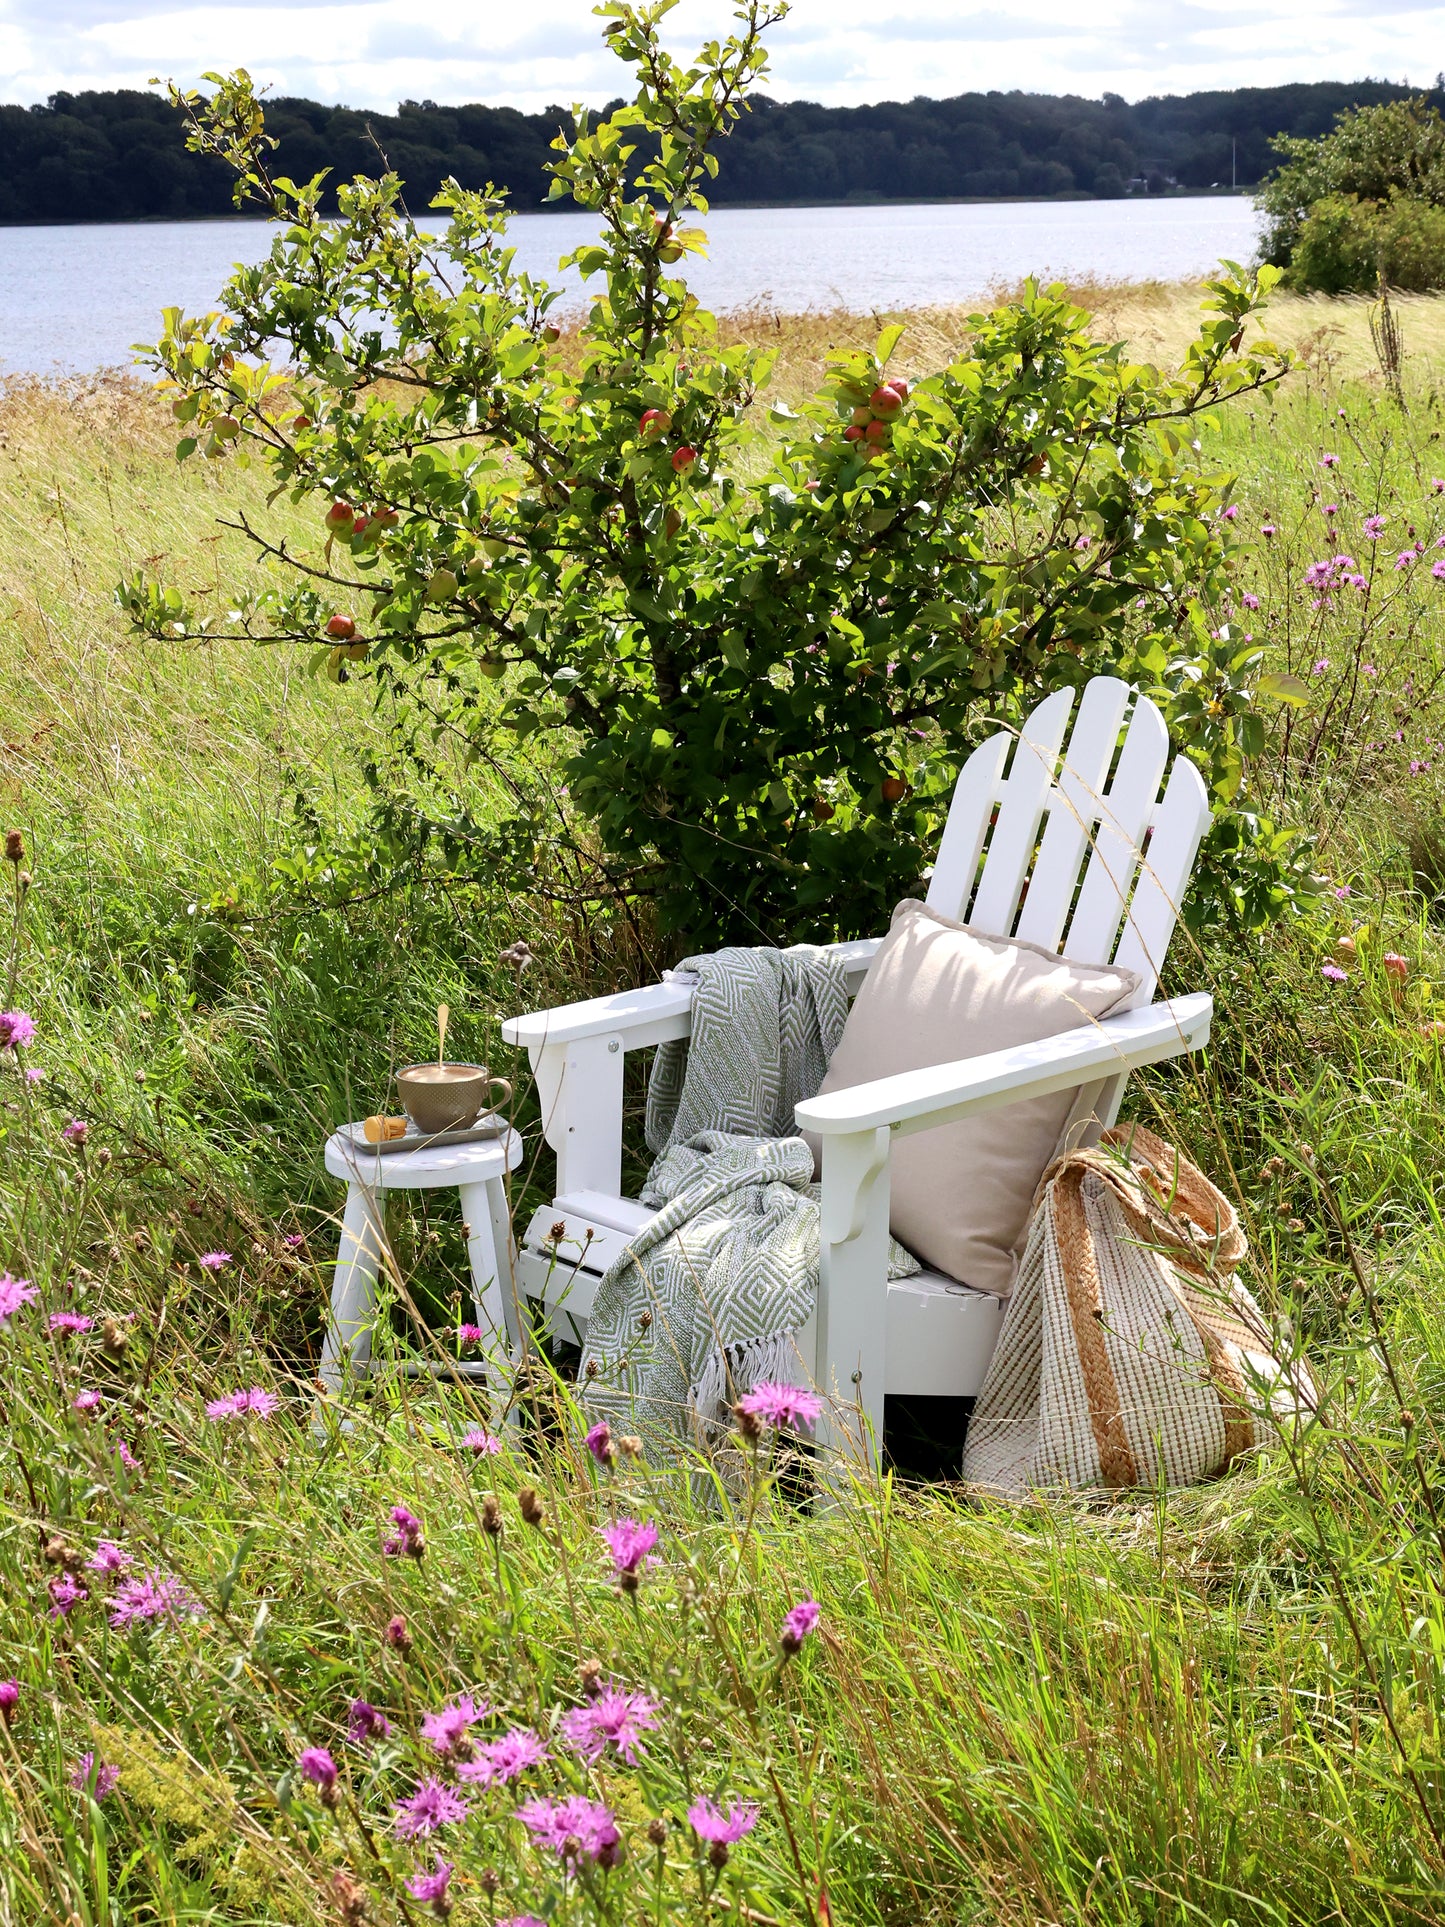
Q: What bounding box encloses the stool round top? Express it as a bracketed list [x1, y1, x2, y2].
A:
[325, 1124, 523, 1190]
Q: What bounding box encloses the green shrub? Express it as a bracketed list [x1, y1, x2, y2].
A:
[1257, 96, 1445, 270]
[128, 4, 1302, 952]
[1284, 189, 1445, 294]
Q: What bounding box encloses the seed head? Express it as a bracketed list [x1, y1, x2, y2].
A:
[548, 1219, 567, 1245]
[579, 1658, 604, 1699]
[328, 1871, 369, 1923]
[481, 1492, 503, 1537]
[383, 1614, 413, 1655]
[4, 830, 23, 864]
[478, 1868, 500, 1897]
[647, 1816, 668, 1847]
[619, 1434, 643, 1460]
[518, 1485, 546, 1528]
[102, 1318, 130, 1359]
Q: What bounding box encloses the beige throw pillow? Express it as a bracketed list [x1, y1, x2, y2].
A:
[805, 900, 1141, 1297]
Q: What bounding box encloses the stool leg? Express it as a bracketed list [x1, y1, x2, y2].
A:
[460, 1177, 521, 1426]
[320, 1183, 383, 1394]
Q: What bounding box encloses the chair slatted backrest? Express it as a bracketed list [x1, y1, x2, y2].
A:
[924, 677, 1211, 1004]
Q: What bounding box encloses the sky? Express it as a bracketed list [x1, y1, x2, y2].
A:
[0, 0, 1434, 113]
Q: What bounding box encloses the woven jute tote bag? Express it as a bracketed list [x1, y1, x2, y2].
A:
[962, 1123, 1303, 1496]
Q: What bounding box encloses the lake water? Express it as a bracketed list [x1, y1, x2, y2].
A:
[0, 196, 1262, 377]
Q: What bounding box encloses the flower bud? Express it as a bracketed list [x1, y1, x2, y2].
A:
[481, 1492, 503, 1536]
[647, 1816, 668, 1847]
[4, 830, 23, 864]
[517, 1485, 546, 1528]
[383, 1614, 412, 1654]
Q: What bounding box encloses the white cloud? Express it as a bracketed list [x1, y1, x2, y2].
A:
[0, 0, 1434, 110]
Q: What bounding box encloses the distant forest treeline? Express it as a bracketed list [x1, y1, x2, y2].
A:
[0, 78, 1428, 224]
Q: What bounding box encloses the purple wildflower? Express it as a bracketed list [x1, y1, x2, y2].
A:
[23, 1067, 42, 1085]
[347, 1698, 392, 1746]
[405, 1859, 454, 1908]
[1222, 503, 1238, 520]
[516, 1793, 622, 1865]
[87, 1540, 131, 1575]
[73, 1388, 101, 1415]
[206, 1386, 278, 1421]
[688, 1797, 759, 1845]
[384, 1614, 412, 1652]
[0, 1274, 37, 1322]
[602, 1517, 658, 1582]
[1260, 522, 1276, 538]
[457, 1323, 485, 1346]
[197, 1251, 231, 1272]
[1323, 502, 1337, 517]
[421, 1694, 489, 1758]
[1312, 659, 1330, 675]
[61, 1119, 88, 1145]
[584, 1420, 614, 1465]
[1320, 452, 1339, 468]
[458, 1726, 548, 1787]
[1241, 592, 1259, 610]
[0, 1679, 17, 1723]
[1073, 532, 1092, 550]
[1433, 560, 1445, 581]
[0, 1010, 36, 1051]
[109, 1569, 201, 1627]
[498, 1918, 549, 1927]
[113, 1439, 139, 1471]
[393, 1777, 470, 1840]
[48, 1312, 93, 1335]
[1363, 515, 1386, 538]
[1303, 559, 1334, 588]
[1334, 885, 1353, 900]
[460, 1426, 501, 1455]
[1397, 550, 1418, 571]
[382, 1503, 425, 1560]
[283, 1232, 305, 1249]
[560, 1686, 659, 1764]
[70, 1752, 120, 1801]
[1322, 963, 1347, 984]
[781, 1599, 821, 1654]
[736, 1381, 823, 1432]
[299, 1747, 338, 1792]
[48, 1573, 88, 1618]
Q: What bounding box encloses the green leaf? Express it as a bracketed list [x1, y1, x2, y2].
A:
[875, 322, 904, 365]
[1257, 671, 1312, 709]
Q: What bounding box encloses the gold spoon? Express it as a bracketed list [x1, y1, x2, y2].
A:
[437, 1002, 449, 1068]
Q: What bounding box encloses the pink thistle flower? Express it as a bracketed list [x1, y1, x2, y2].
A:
[384, 1614, 412, 1653]
[1396, 551, 1417, 571]
[1434, 479, 1445, 494]
[1312, 659, 1330, 675]
[109, 1569, 201, 1628]
[458, 1725, 548, 1787]
[197, 1252, 231, 1272]
[602, 1517, 658, 1582]
[1241, 592, 1259, 610]
[48, 1572, 88, 1618]
[299, 1746, 338, 1792]
[73, 1388, 102, 1415]
[781, 1599, 821, 1654]
[1320, 453, 1339, 468]
[460, 1427, 500, 1455]
[113, 1439, 139, 1471]
[1321, 963, 1347, 983]
[516, 1793, 622, 1865]
[405, 1859, 453, 1908]
[560, 1686, 660, 1764]
[0, 1679, 17, 1723]
[283, 1232, 305, 1249]
[457, 1323, 485, 1346]
[87, 1540, 131, 1575]
[1073, 532, 1092, 550]
[393, 1777, 470, 1840]
[1222, 503, 1238, 520]
[421, 1694, 489, 1758]
[70, 1752, 120, 1800]
[48, 1312, 93, 1335]
[61, 1119, 88, 1145]
[1303, 559, 1334, 588]
[205, 1393, 245, 1420]
[23, 1067, 42, 1085]
[382, 1503, 424, 1560]
[584, 1420, 614, 1465]
[0, 1274, 37, 1322]
[1260, 522, 1277, 538]
[348, 1698, 392, 1746]
[0, 1010, 36, 1051]
[1363, 515, 1386, 538]
[1433, 560, 1445, 581]
[499, 1918, 549, 1927]
[1322, 503, 1337, 517]
[207, 1386, 279, 1421]
[687, 1797, 759, 1846]
[736, 1380, 823, 1432]
[1334, 885, 1353, 899]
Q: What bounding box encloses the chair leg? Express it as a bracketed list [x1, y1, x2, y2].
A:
[460, 1176, 522, 1427]
[814, 1125, 892, 1481]
[320, 1183, 383, 1394]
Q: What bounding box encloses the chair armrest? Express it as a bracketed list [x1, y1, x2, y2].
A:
[794, 992, 1212, 1140]
[502, 980, 695, 1053]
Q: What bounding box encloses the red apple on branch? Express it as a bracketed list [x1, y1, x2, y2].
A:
[326, 613, 357, 640]
[325, 501, 354, 534]
[640, 408, 673, 439]
[864, 419, 891, 446]
[671, 446, 697, 473]
[869, 385, 903, 418]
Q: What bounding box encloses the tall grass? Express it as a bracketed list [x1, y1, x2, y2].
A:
[6, 294, 1445, 1922]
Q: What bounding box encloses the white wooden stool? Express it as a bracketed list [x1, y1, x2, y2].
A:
[320, 1126, 524, 1401]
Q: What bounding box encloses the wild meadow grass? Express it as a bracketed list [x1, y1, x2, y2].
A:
[7, 294, 1445, 1921]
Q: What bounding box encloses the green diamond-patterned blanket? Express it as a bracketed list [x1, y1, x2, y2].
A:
[580, 946, 918, 1456]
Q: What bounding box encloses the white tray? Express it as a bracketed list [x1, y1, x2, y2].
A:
[337, 1114, 508, 1156]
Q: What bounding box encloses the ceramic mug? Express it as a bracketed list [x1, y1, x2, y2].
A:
[396, 1062, 512, 1135]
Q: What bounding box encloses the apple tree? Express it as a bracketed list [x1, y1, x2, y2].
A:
[124, 0, 1308, 951]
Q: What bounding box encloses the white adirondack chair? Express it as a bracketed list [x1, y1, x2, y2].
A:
[500, 676, 1214, 1464]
